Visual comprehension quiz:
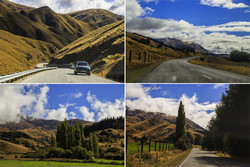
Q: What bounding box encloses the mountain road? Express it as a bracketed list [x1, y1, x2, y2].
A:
[179, 148, 249, 167]
[18, 68, 117, 83]
[139, 57, 250, 83]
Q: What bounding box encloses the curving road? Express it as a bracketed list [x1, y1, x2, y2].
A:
[18, 68, 117, 83]
[139, 57, 250, 83]
[179, 148, 249, 167]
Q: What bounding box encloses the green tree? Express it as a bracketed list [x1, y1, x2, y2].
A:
[203, 85, 250, 157]
[176, 101, 187, 140]
[50, 134, 56, 148]
[92, 133, 99, 157]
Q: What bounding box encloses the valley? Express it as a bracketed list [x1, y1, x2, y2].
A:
[0, 0, 124, 82]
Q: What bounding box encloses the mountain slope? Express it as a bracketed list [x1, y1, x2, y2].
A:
[0, 0, 95, 48]
[51, 20, 124, 81]
[68, 9, 124, 28]
[0, 116, 93, 130]
[126, 108, 205, 142]
[0, 30, 57, 75]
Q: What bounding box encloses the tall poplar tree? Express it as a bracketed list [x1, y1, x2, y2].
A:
[176, 101, 186, 140]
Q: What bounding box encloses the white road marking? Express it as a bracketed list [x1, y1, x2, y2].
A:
[203, 74, 212, 80]
[179, 148, 193, 167]
[190, 69, 194, 71]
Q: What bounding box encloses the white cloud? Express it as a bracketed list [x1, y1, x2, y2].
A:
[31, 86, 49, 119]
[126, 0, 250, 54]
[87, 91, 124, 121]
[245, 9, 250, 13]
[161, 91, 168, 96]
[0, 85, 51, 124]
[213, 84, 226, 89]
[69, 111, 77, 119]
[200, 0, 249, 9]
[46, 104, 69, 121]
[126, 85, 218, 128]
[78, 106, 95, 122]
[10, 0, 124, 14]
[126, 84, 150, 98]
[58, 92, 83, 99]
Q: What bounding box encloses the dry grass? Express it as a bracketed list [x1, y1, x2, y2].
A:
[189, 56, 250, 77]
[126, 149, 191, 167]
[0, 30, 57, 75]
[126, 32, 192, 82]
[52, 21, 124, 81]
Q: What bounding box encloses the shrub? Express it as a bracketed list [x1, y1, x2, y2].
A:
[175, 136, 190, 150]
[21, 153, 44, 158]
[71, 146, 93, 160]
[106, 147, 120, 153]
[47, 148, 65, 158]
[64, 149, 72, 158]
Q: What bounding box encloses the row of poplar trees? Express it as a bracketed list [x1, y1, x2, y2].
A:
[55, 119, 99, 157]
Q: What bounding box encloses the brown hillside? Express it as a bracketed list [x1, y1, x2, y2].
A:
[126, 108, 204, 142]
[0, 116, 93, 130]
[51, 20, 124, 81]
[68, 9, 124, 28]
[0, 30, 57, 75]
[0, 0, 34, 12]
[0, 0, 95, 48]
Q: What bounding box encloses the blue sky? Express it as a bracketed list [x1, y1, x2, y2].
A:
[10, 0, 124, 14]
[127, 0, 250, 54]
[126, 84, 229, 128]
[0, 84, 124, 124]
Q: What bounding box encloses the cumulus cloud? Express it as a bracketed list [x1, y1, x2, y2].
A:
[86, 91, 124, 121]
[126, 84, 218, 128]
[0, 85, 51, 124]
[126, 0, 250, 54]
[78, 106, 95, 122]
[10, 0, 124, 14]
[200, 0, 249, 9]
[46, 104, 70, 121]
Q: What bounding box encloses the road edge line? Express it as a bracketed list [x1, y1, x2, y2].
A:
[178, 148, 193, 167]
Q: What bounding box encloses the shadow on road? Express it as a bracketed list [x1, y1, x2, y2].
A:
[194, 156, 249, 167]
[66, 73, 89, 76]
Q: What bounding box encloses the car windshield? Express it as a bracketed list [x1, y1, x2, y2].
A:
[77, 62, 88, 66]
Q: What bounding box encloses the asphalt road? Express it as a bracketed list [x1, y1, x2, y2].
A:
[179, 148, 249, 167]
[19, 68, 117, 83]
[139, 57, 250, 83]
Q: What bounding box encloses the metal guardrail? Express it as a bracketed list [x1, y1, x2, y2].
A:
[0, 67, 57, 83]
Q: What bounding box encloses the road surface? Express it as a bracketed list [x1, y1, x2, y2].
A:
[179, 148, 249, 167]
[139, 57, 250, 83]
[19, 68, 117, 83]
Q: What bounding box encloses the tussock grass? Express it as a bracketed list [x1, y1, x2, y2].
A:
[189, 56, 250, 77]
[0, 30, 57, 75]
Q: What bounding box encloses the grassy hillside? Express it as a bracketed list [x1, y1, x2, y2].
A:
[126, 32, 199, 82]
[126, 109, 204, 142]
[0, 30, 57, 75]
[51, 20, 124, 82]
[69, 9, 124, 28]
[0, 0, 95, 48]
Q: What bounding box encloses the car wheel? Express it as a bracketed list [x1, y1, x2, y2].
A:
[74, 71, 77, 75]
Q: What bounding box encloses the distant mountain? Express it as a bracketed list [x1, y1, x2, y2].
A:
[69, 9, 124, 28]
[51, 20, 124, 82]
[0, 116, 93, 130]
[155, 38, 210, 54]
[126, 108, 205, 142]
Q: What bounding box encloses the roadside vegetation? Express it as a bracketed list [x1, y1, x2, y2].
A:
[126, 102, 202, 167]
[189, 50, 250, 77]
[0, 117, 124, 166]
[126, 32, 197, 82]
[202, 85, 250, 163]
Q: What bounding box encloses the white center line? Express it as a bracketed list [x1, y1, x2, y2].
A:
[203, 74, 212, 80]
